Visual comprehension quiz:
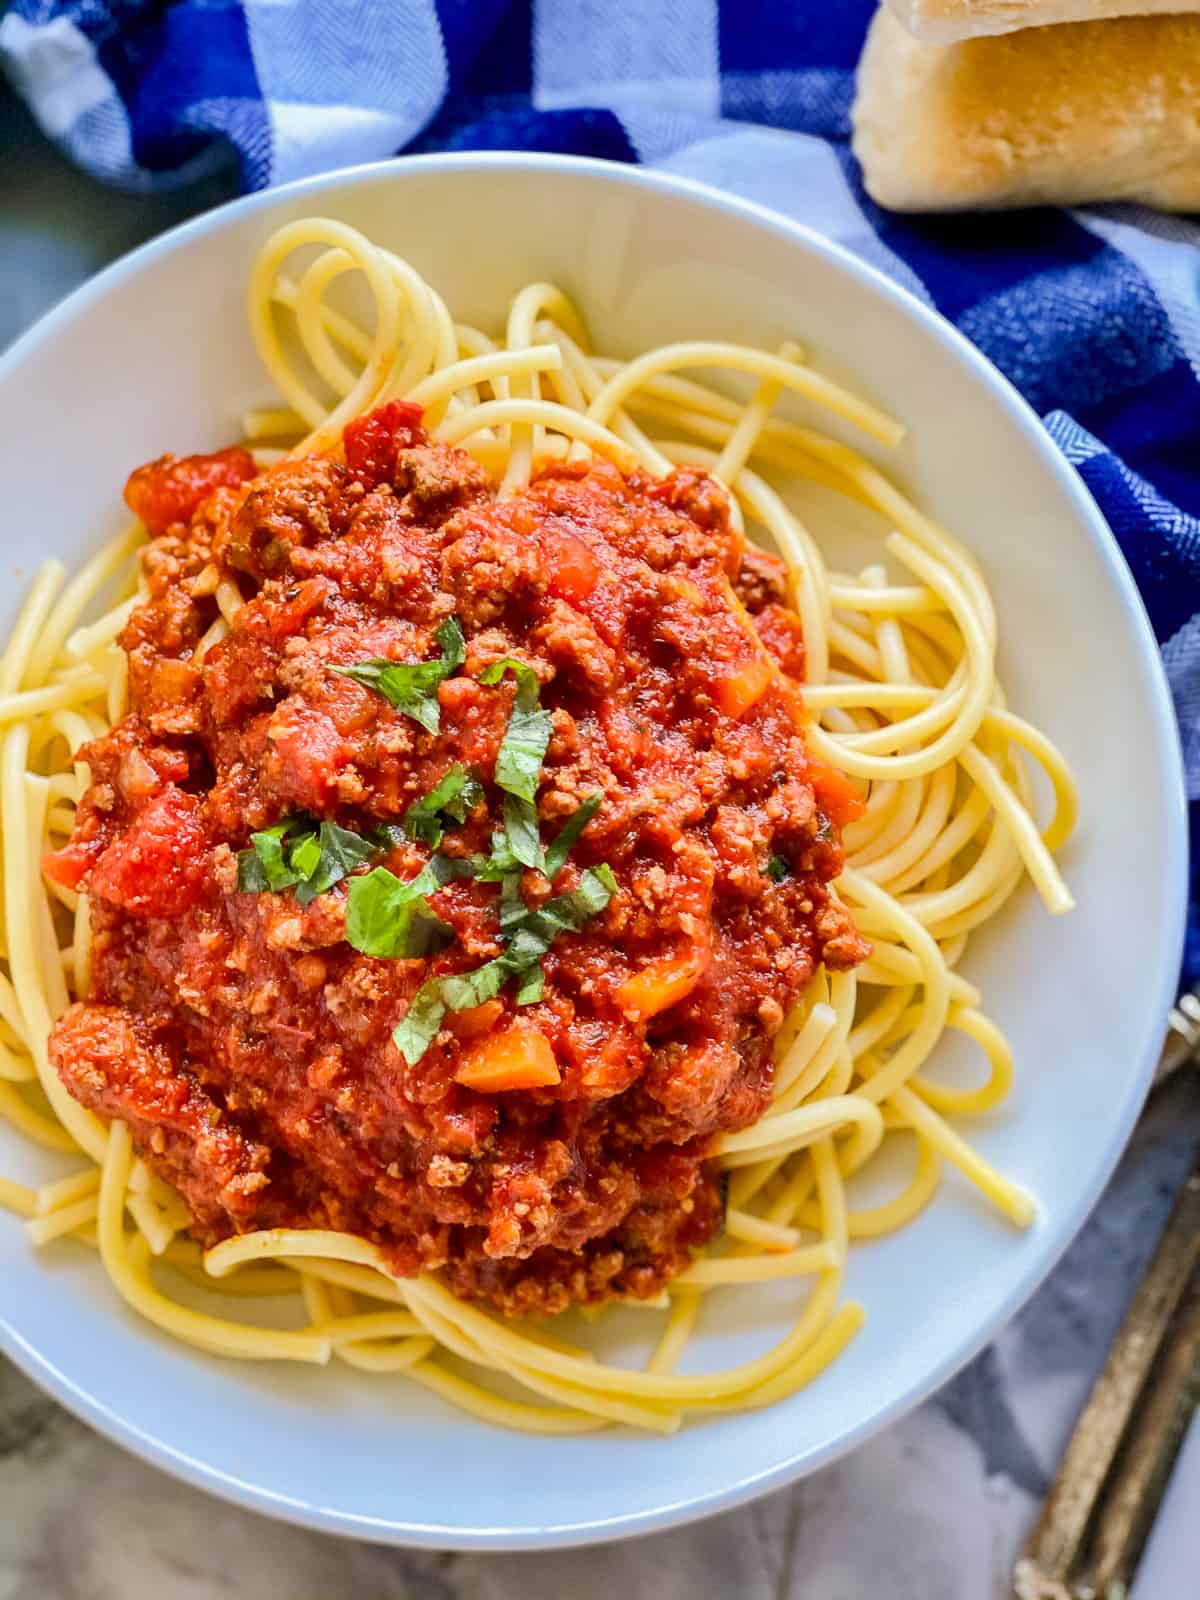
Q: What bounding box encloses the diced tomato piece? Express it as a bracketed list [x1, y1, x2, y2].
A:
[264, 704, 350, 811]
[454, 1019, 561, 1092]
[343, 399, 426, 490]
[88, 787, 209, 918]
[43, 836, 103, 892]
[536, 520, 601, 604]
[124, 447, 257, 535]
[807, 753, 867, 827]
[751, 603, 806, 681]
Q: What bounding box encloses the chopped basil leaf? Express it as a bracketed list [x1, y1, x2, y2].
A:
[766, 854, 789, 883]
[526, 864, 617, 941]
[369, 821, 407, 853]
[333, 615, 465, 734]
[586, 860, 619, 899]
[345, 864, 453, 959]
[471, 827, 520, 882]
[403, 764, 483, 848]
[543, 793, 602, 880]
[502, 792, 544, 870]
[478, 655, 540, 706]
[498, 870, 527, 932]
[479, 666, 602, 885]
[393, 863, 617, 1063]
[436, 958, 506, 1012]
[239, 814, 392, 905]
[496, 700, 553, 803]
[495, 867, 616, 972]
[515, 960, 545, 1006]
[502, 920, 553, 973]
[434, 615, 466, 667]
[237, 816, 311, 893]
[294, 820, 380, 906]
[290, 833, 322, 881]
[236, 852, 270, 894]
[471, 834, 528, 937]
[440, 866, 615, 1012]
[441, 768, 483, 822]
[425, 852, 479, 889]
[391, 982, 447, 1066]
[346, 851, 473, 958]
[478, 657, 553, 805]
[406, 911, 455, 957]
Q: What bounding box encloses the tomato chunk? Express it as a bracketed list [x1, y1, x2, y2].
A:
[264, 704, 351, 812]
[43, 836, 102, 893]
[124, 447, 257, 535]
[536, 520, 601, 604]
[88, 786, 209, 918]
[343, 399, 425, 490]
[808, 753, 867, 827]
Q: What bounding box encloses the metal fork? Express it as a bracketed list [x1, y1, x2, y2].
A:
[1014, 992, 1200, 1600]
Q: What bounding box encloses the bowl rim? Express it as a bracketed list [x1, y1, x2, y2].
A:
[0, 149, 1188, 1551]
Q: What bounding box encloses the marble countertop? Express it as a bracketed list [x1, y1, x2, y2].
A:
[3, 85, 1198, 1600]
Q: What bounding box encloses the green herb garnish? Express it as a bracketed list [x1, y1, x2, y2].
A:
[470, 827, 528, 937]
[498, 869, 527, 932]
[288, 832, 320, 882]
[333, 658, 611, 1066]
[515, 960, 545, 1006]
[766, 854, 789, 883]
[501, 793, 544, 870]
[236, 816, 311, 893]
[437, 865, 616, 1011]
[543, 793, 602, 880]
[391, 982, 450, 1066]
[467, 790, 603, 934]
[471, 828, 520, 882]
[294, 820, 380, 906]
[345, 863, 453, 959]
[478, 658, 553, 804]
[237, 815, 389, 905]
[390, 865, 616, 1064]
[516, 864, 617, 948]
[437, 956, 513, 1012]
[477, 657, 555, 877]
[402, 764, 483, 848]
[333, 616, 465, 734]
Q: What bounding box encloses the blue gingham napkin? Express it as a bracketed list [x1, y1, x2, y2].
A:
[4, 0, 1199, 978]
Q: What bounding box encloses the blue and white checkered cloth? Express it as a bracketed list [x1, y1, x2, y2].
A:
[5, 0, 1200, 977]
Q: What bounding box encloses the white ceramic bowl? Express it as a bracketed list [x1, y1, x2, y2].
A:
[0, 154, 1186, 1549]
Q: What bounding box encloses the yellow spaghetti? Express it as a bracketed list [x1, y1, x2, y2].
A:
[0, 216, 1076, 1433]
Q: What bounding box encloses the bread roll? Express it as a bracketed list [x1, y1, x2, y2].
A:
[885, 0, 1196, 44]
[852, 9, 1200, 211]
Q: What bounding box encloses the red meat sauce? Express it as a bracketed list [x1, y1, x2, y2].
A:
[47, 400, 869, 1317]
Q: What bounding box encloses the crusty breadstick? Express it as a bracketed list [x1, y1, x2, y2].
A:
[853, 9, 1200, 212]
[885, 0, 1196, 45]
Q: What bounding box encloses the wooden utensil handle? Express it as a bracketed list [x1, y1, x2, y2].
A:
[1014, 1157, 1200, 1598]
